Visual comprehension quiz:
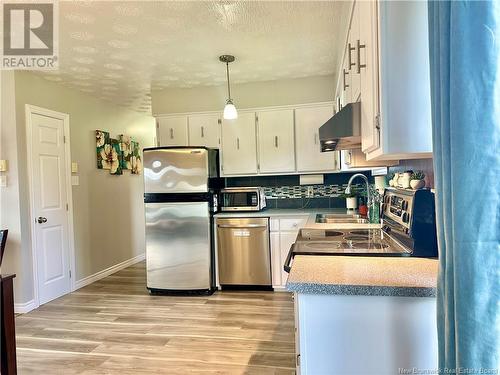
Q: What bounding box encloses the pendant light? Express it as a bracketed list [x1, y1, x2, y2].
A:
[219, 55, 238, 120]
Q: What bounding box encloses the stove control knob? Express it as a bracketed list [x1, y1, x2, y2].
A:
[401, 200, 409, 211]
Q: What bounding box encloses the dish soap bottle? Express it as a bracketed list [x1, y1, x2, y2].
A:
[368, 187, 382, 224]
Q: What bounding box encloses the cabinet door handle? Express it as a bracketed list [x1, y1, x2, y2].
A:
[343, 69, 349, 90]
[345, 150, 352, 165]
[357, 39, 367, 74]
[237, 137, 240, 150]
[314, 133, 318, 145]
[348, 42, 356, 70]
[274, 136, 278, 148]
[201, 126, 204, 138]
[169, 128, 174, 139]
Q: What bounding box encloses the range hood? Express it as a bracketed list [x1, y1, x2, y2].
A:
[319, 102, 361, 151]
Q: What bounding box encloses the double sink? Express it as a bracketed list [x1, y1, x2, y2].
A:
[315, 213, 369, 224]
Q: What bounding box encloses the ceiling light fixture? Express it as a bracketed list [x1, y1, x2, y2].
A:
[219, 54, 237, 120]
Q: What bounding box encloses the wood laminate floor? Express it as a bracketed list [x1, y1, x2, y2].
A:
[15, 261, 296, 374]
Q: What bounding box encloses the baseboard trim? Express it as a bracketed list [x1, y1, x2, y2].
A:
[74, 253, 145, 290]
[15, 299, 37, 314]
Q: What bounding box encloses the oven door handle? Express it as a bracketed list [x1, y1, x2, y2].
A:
[283, 244, 295, 273]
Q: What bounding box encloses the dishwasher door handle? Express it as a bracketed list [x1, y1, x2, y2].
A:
[217, 224, 268, 229]
[283, 244, 295, 273]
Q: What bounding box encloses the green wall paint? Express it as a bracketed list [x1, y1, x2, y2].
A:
[2, 71, 154, 304]
[152, 74, 335, 115]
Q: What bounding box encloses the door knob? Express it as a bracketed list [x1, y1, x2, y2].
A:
[37, 217, 47, 224]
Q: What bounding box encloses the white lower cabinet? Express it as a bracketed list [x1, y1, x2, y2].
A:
[295, 293, 437, 374]
[270, 216, 308, 289]
[270, 232, 282, 287]
[279, 232, 297, 287]
[294, 293, 301, 375]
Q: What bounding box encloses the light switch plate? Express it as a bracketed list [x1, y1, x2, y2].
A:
[71, 162, 78, 173]
[71, 175, 79, 186]
[0, 175, 7, 187]
[0, 160, 8, 172]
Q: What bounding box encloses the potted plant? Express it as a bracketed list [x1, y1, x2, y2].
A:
[410, 170, 426, 190]
[340, 188, 358, 210]
[387, 173, 395, 187]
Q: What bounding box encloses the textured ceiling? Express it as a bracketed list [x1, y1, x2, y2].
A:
[35, 1, 352, 113]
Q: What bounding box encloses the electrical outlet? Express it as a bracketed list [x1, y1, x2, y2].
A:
[307, 186, 314, 197]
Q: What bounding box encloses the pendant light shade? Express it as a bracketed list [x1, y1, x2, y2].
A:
[223, 99, 238, 120]
[220, 55, 237, 120]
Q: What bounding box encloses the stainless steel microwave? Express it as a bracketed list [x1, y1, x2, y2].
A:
[219, 187, 267, 212]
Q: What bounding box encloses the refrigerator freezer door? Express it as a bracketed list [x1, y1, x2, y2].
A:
[145, 202, 212, 291]
[144, 148, 209, 193]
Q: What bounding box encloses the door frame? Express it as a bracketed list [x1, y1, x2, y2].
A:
[25, 104, 76, 308]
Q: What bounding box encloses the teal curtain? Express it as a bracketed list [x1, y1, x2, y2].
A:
[428, 0, 500, 372]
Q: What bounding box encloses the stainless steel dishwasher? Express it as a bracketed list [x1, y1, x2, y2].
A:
[216, 217, 272, 287]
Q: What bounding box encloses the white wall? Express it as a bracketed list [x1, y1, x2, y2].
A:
[1, 71, 155, 305]
[152, 74, 335, 115]
[0, 71, 34, 305]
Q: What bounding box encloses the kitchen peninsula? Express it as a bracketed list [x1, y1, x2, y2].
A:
[287, 256, 438, 375]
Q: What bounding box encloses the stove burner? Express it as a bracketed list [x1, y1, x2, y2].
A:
[349, 230, 372, 235]
[324, 230, 343, 237]
[344, 235, 369, 241]
[350, 242, 389, 249]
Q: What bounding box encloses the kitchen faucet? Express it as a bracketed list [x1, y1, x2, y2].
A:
[345, 173, 371, 216]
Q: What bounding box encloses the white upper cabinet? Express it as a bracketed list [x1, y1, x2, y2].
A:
[220, 112, 258, 176]
[188, 114, 220, 148]
[295, 105, 339, 172]
[356, 0, 432, 160]
[157, 116, 188, 146]
[359, 0, 380, 154]
[374, 0, 433, 160]
[156, 102, 344, 176]
[340, 47, 352, 108]
[348, 0, 361, 102]
[257, 109, 295, 173]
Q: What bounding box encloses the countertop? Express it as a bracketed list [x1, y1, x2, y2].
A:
[286, 255, 438, 297]
[214, 208, 437, 297]
[214, 208, 381, 229]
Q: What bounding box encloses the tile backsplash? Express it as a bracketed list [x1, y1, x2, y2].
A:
[263, 184, 347, 199]
[225, 172, 372, 209]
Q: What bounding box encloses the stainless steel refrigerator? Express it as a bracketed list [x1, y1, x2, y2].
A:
[143, 147, 221, 295]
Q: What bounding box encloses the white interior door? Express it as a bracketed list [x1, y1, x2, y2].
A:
[28, 110, 71, 305]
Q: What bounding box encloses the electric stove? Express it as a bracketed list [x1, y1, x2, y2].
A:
[284, 188, 438, 273]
